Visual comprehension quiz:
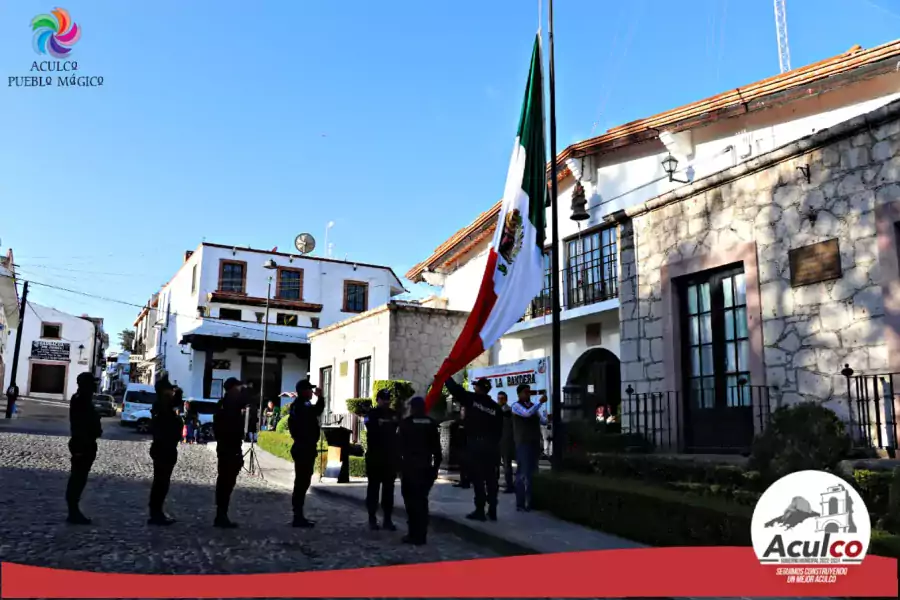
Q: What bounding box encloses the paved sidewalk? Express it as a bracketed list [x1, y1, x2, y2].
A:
[211, 441, 644, 554]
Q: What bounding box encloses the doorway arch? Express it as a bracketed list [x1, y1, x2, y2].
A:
[566, 348, 621, 421]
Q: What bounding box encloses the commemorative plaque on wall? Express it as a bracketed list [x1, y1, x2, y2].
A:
[31, 340, 71, 361]
[789, 239, 842, 288]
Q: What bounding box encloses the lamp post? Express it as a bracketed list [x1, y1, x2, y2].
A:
[259, 259, 277, 430]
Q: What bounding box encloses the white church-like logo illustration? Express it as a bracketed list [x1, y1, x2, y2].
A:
[814, 484, 857, 534]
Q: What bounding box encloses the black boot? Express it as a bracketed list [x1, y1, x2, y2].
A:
[293, 516, 315, 528]
[148, 511, 176, 526]
[368, 515, 380, 531]
[465, 509, 487, 522]
[214, 509, 238, 528]
[66, 507, 92, 525]
[382, 518, 397, 532]
[487, 506, 498, 521]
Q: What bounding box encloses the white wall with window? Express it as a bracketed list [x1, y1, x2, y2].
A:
[143, 242, 404, 404]
[3, 303, 97, 400]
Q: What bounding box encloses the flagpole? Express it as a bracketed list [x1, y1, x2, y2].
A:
[547, 0, 563, 471]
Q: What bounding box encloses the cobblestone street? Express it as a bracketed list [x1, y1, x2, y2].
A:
[0, 427, 497, 577]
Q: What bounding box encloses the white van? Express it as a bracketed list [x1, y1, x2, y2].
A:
[120, 383, 157, 433]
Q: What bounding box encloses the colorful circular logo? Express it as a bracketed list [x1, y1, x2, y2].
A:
[31, 8, 81, 58]
[751, 470, 871, 567]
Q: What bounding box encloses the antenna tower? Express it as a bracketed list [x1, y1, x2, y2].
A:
[774, 0, 791, 73]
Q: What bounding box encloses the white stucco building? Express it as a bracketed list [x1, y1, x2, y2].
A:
[0, 249, 20, 389]
[2, 303, 101, 400]
[309, 299, 490, 437]
[407, 40, 900, 453]
[102, 351, 131, 395]
[136, 242, 405, 406]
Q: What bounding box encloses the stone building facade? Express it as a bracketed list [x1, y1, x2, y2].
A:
[309, 300, 489, 419]
[613, 98, 900, 453]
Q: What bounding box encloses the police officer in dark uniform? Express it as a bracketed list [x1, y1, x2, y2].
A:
[66, 372, 102, 525]
[289, 379, 324, 528]
[147, 375, 182, 526]
[444, 376, 503, 521]
[364, 388, 400, 531]
[213, 377, 246, 528]
[398, 396, 442, 545]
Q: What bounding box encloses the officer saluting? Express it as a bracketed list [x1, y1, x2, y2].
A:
[444, 376, 503, 522]
[364, 388, 400, 531]
[289, 379, 324, 528]
[147, 375, 182, 526]
[213, 377, 246, 528]
[398, 396, 442, 545]
[66, 372, 102, 525]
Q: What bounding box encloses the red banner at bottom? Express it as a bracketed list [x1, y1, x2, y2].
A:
[1, 547, 897, 598]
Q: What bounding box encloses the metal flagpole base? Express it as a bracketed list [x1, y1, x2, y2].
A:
[242, 441, 265, 480]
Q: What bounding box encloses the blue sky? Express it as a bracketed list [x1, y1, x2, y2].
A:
[1, 0, 899, 344]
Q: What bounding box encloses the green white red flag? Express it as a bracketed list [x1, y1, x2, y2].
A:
[425, 34, 547, 410]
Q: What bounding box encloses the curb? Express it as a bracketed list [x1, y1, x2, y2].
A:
[309, 485, 538, 558]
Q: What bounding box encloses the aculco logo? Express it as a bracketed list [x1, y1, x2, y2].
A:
[752, 470, 871, 566]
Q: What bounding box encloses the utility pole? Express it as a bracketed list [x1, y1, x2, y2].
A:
[8, 281, 28, 393]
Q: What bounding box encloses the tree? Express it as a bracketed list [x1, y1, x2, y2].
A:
[118, 329, 135, 352]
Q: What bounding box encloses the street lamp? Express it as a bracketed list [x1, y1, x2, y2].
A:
[258, 258, 278, 423]
[78, 344, 85, 360]
[661, 153, 690, 184]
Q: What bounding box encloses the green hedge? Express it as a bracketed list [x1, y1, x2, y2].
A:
[346, 398, 372, 416]
[257, 431, 366, 477]
[372, 380, 415, 413]
[586, 453, 766, 492]
[532, 470, 900, 558]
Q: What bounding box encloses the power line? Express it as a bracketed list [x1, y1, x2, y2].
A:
[0, 272, 313, 343]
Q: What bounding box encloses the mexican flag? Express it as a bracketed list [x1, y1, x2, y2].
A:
[425, 34, 547, 410]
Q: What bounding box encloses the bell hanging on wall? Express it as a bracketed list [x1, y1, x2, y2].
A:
[570, 180, 589, 221]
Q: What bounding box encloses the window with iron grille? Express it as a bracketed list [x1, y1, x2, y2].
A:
[565, 227, 618, 309]
[344, 281, 368, 313]
[219, 261, 246, 293]
[526, 250, 552, 319]
[354, 357, 371, 398]
[320, 366, 333, 412]
[682, 266, 751, 410]
[277, 268, 303, 300]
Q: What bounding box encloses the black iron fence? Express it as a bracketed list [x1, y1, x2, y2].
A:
[840, 366, 899, 456]
[618, 384, 775, 452]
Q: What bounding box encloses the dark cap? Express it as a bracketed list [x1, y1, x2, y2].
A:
[224, 377, 243, 392]
[474, 378, 492, 391]
[296, 379, 315, 392]
[409, 396, 425, 411]
[375, 388, 391, 400]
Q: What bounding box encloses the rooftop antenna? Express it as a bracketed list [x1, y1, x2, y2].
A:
[774, 0, 791, 73]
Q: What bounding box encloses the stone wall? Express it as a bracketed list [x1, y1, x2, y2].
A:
[617, 106, 900, 446]
[388, 304, 490, 397]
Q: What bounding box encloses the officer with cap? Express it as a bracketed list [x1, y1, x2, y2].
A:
[364, 388, 400, 531]
[398, 396, 442, 545]
[213, 377, 245, 528]
[147, 374, 182, 526]
[65, 372, 102, 524]
[288, 379, 324, 528]
[444, 376, 503, 522]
